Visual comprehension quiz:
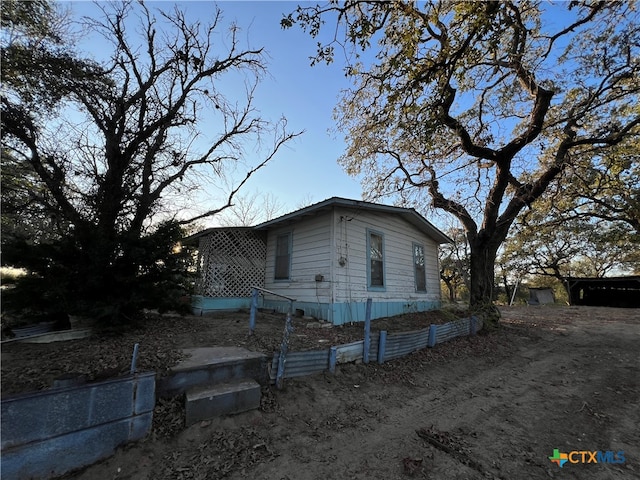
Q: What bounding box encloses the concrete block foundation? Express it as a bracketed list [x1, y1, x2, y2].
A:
[186, 379, 261, 425]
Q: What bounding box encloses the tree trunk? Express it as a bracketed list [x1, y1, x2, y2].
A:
[468, 238, 501, 328]
[502, 273, 512, 305]
[443, 278, 456, 302]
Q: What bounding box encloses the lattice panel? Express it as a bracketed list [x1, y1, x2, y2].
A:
[196, 229, 267, 297]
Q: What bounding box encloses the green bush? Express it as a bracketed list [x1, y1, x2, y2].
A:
[1, 220, 196, 326]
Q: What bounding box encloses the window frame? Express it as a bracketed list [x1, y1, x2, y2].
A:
[274, 231, 292, 281]
[413, 242, 427, 292]
[366, 229, 386, 291]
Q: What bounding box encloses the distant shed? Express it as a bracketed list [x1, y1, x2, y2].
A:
[565, 276, 640, 308]
[528, 287, 555, 305]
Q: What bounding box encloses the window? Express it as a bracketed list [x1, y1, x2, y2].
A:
[367, 230, 385, 289]
[274, 232, 291, 280]
[413, 243, 427, 292]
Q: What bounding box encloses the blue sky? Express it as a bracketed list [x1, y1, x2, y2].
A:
[63, 1, 595, 231]
[67, 1, 364, 225]
[201, 1, 364, 210]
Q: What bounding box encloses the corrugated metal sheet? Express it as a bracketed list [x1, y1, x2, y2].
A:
[336, 341, 363, 363]
[368, 332, 380, 359]
[268, 317, 481, 383]
[384, 328, 430, 361]
[435, 318, 471, 344]
[334, 333, 381, 364]
[269, 349, 330, 381]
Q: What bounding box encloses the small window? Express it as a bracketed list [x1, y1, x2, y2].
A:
[413, 243, 427, 292]
[274, 232, 291, 280]
[368, 230, 384, 288]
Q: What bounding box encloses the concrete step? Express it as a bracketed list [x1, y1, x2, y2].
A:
[185, 379, 261, 425]
[157, 347, 268, 398]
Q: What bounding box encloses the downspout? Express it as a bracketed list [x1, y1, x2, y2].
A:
[329, 206, 337, 324]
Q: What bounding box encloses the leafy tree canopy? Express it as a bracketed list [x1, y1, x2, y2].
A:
[284, 1, 640, 322]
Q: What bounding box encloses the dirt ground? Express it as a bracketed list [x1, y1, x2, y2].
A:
[3, 306, 639, 479]
[1, 308, 465, 397]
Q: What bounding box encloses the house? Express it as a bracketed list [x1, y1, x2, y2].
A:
[188, 197, 452, 325]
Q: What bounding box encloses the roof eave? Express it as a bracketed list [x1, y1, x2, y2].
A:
[255, 197, 452, 244]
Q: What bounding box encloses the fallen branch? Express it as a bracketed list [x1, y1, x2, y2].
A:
[416, 427, 486, 474]
[576, 401, 589, 413]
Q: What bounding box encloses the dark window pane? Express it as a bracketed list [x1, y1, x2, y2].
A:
[371, 259, 383, 286]
[370, 233, 384, 286]
[275, 233, 290, 280]
[414, 244, 426, 291]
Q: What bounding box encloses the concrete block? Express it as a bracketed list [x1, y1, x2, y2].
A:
[1, 372, 155, 450]
[157, 347, 268, 398]
[1, 373, 155, 479]
[1, 412, 152, 480]
[133, 373, 157, 414]
[185, 379, 261, 425]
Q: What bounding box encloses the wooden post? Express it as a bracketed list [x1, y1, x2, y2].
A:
[249, 288, 258, 335]
[509, 278, 520, 306]
[377, 330, 387, 364]
[428, 324, 437, 347]
[129, 343, 140, 375]
[329, 346, 337, 373]
[276, 312, 294, 389]
[363, 298, 372, 364]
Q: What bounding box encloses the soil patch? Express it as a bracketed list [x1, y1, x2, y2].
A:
[0, 308, 462, 398]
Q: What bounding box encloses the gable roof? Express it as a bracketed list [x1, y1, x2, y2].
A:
[255, 197, 452, 244]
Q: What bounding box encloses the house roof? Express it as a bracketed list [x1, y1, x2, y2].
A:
[254, 197, 452, 244]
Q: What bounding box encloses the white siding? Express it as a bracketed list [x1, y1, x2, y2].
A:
[263, 206, 442, 310]
[331, 207, 441, 304]
[263, 213, 333, 303]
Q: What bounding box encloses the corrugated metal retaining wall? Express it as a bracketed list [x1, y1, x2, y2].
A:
[434, 317, 473, 344]
[270, 350, 330, 379]
[384, 328, 430, 361]
[269, 316, 482, 382]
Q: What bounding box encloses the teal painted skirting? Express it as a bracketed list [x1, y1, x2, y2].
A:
[262, 299, 441, 325]
[191, 295, 259, 315]
[193, 295, 441, 324]
[262, 300, 331, 321]
[332, 300, 441, 325]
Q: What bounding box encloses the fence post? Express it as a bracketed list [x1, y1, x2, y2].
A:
[378, 330, 387, 364]
[249, 288, 258, 335]
[363, 298, 372, 364]
[428, 324, 437, 347]
[129, 343, 139, 375]
[276, 312, 294, 389]
[329, 346, 337, 374]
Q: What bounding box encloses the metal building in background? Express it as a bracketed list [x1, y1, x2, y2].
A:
[565, 276, 640, 308]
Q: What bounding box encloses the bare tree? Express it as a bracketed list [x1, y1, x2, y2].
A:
[216, 191, 286, 226]
[2, 1, 301, 321]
